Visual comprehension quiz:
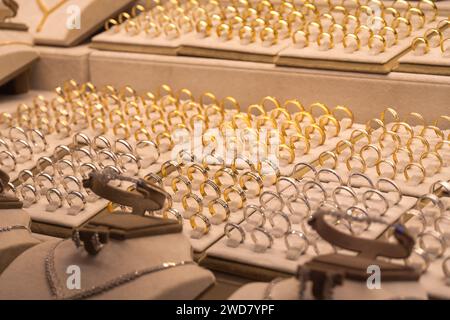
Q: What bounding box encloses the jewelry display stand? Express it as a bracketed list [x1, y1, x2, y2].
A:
[0, 234, 215, 300]
[89, 51, 450, 123]
[0, 30, 38, 93]
[276, 20, 442, 74]
[0, 209, 40, 274]
[228, 277, 428, 300]
[11, 0, 134, 47]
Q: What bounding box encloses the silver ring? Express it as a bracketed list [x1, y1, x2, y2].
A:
[284, 230, 309, 255]
[268, 211, 292, 237]
[224, 222, 246, 244]
[66, 191, 86, 210]
[332, 185, 358, 211]
[97, 149, 118, 168]
[62, 175, 82, 193]
[92, 135, 111, 151]
[276, 176, 300, 201]
[430, 180, 450, 195]
[250, 227, 274, 250]
[315, 168, 343, 185]
[114, 138, 134, 155]
[79, 163, 98, 179]
[418, 230, 447, 259]
[405, 247, 430, 274]
[259, 190, 284, 212]
[36, 156, 54, 174]
[291, 161, 317, 179]
[346, 206, 370, 235]
[73, 132, 92, 148]
[416, 193, 445, 217]
[35, 172, 53, 193]
[55, 158, 76, 177]
[347, 172, 375, 188]
[17, 169, 34, 185]
[144, 172, 163, 188]
[435, 216, 450, 240]
[8, 126, 27, 141]
[244, 204, 266, 228]
[20, 184, 38, 205]
[0, 150, 16, 172]
[28, 128, 48, 152]
[72, 147, 94, 164]
[403, 209, 427, 236]
[163, 208, 183, 225]
[53, 144, 71, 159]
[135, 140, 160, 166]
[362, 189, 389, 216]
[376, 178, 403, 206]
[118, 153, 141, 174]
[286, 195, 311, 219]
[13, 139, 33, 163]
[46, 187, 64, 209]
[302, 180, 327, 203]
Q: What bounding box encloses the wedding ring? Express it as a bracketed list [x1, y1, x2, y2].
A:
[276, 177, 300, 201]
[405, 248, 430, 274]
[62, 175, 82, 193]
[285, 230, 309, 255]
[144, 173, 163, 188]
[411, 37, 430, 55]
[332, 185, 358, 210]
[182, 192, 203, 214]
[376, 178, 402, 206]
[292, 29, 309, 48]
[417, 193, 445, 217]
[36, 156, 54, 175]
[260, 26, 278, 46]
[315, 168, 344, 185]
[199, 179, 220, 201]
[368, 34, 386, 54]
[404, 163, 426, 184]
[239, 25, 256, 44]
[359, 144, 382, 167]
[251, 227, 274, 251]
[224, 222, 246, 245]
[343, 33, 360, 52]
[20, 184, 38, 206]
[208, 198, 231, 222]
[435, 216, 450, 241]
[362, 189, 389, 216]
[114, 139, 134, 155]
[79, 163, 97, 180]
[161, 160, 182, 178]
[66, 191, 86, 213]
[135, 140, 160, 166]
[378, 130, 401, 153]
[223, 185, 246, 209]
[419, 152, 443, 175]
[216, 23, 232, 41]
[392, 17, 412, 38]
[441, 38, 450, 56]
[336, 139, 354, 158]
[190, 213, 211, 235]
[418, 230, 446, 259]
[289, 134, 310, 155]
[406, 7, 425, 30]
[318, 151, 338, 169]
[317, 32, 334, 50]
[347, 172, 375, 188]
[345, 155, 367, 173]
[302, 180, 327, 203]
[186, 163, 208, 183]
[17, 169, 33, 185]
[442, 256, 450, 280]
[375, 159, 397, 179]
[28, 129, 48, 153]
[379, 26, 398, 47]
[244, 204, 266, 228]
[55, 159, 75, 177]
[430, 180, 450, 194]
[232, 155, 256, 172]
[346, 206, 370, 235]
[239, 171, 264, 197]
[214, 167, 237, 188]
[171, 175, 192, 194]
[268, 211, 292, 237]
[350, 128, 371, 146]
[304, 124, 326, 146]
[46, 188, 63, 209]
[13, 139, 33, 163]
[92, 135, 111, 151]
[292, 162, 317, 179]
[162, 208, 183, 225]
[259, 190, 284, 212]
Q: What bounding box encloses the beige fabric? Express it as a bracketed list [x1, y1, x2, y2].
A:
[0, 233, 215, 300]
[397, 47, 450, 76]
[30, 45, 91, 90]
[0, 209, 40, 274]
[89, 50, 450, 123]
[12, 0, 133, 46]
[228, 277, 428, 300]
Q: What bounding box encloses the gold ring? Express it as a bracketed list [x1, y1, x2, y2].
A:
[406, 7, 425, 30]
[343, 33, 360, 52]
[289, 134, 310, 155]
[359, 144, 382, 166]
[260, 26, 278, 46]
[216, 23, 232, 41]
[336, 139, 354, 157]
[208, 198, 230, 222]
[404, 162, 426, 184]
[406, 135, 430, 155]
[171, 175, 192, 194]
[392, 17, 412, 38]
[239, 25, 256, 44]
[278, 144, 295, 164]
[318, 114, 341, 137]
[318, 151, 338, 169]
[200, 179, 221, 201]
[345, 154, 367, 173]
[368, 34, 386, 53]
[223, 185, 246, 209]
[411, 37, 430, 55]
[182, 192, 203, 214]
[239, 171, 264, 197]
[214, 167, 238, 187]
[292, 29, 309, 48]
[187, 163, 209, 182]
[420, 151, 443, 174]
[190, 213, 211, 235]
[304, 124, 326, 146]
[375, 159, 397, 179]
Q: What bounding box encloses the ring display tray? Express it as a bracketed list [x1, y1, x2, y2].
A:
[396, 47, 450, 76]
[276, 20, 441, 74]
[202, 182, 416, 280]
[91, 31, 181, 56]
[11, 0, 133, 47]
[178, 35, 290, 64]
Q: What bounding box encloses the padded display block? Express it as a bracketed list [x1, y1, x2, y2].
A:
[91, 28, 181, 56]
[0, 30, 38, 87]
[11, 0, 133, 47]
[30, 45, 91, 90]
[179, 34, 290, 63]
[397, 47, 450, 76]
[276, 20, 442, 74]
[89, 50, 450, 124]
[0, 233, 216, 300]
